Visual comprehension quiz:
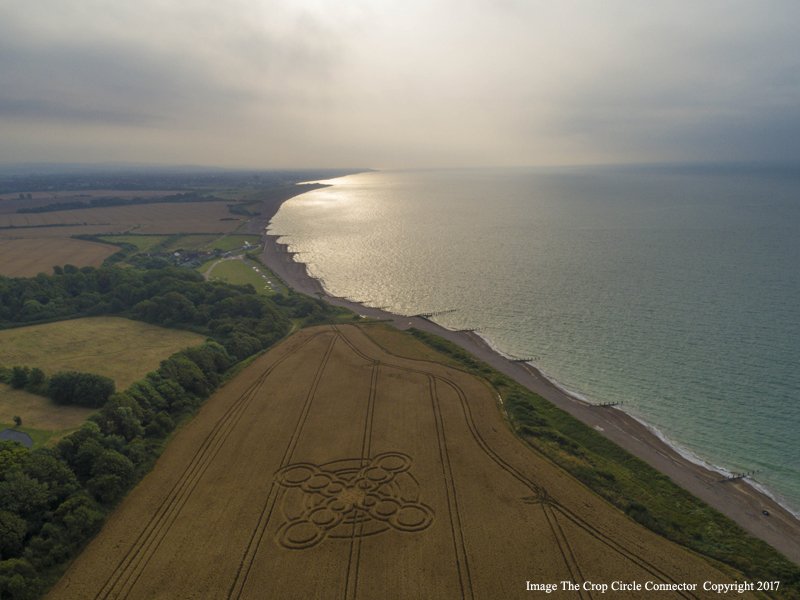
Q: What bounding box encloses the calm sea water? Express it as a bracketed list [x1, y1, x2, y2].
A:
[269, 166, 800, 514]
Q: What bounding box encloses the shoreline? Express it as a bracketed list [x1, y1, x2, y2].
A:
[256, 182, 800, 565]
[472, 327, 800, 522]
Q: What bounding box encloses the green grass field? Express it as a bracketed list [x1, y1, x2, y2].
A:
[205, 234, 261, 252]
[206, 258, 276, 295]
[97, 235, 169, 252]
[98, 233, 261, 254]
[162, 233, 261, 252]
[0, 316, 205, 389]
[162, 234, 219, 251]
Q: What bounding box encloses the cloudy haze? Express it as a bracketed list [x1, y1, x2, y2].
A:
[1, 0, 799, 169]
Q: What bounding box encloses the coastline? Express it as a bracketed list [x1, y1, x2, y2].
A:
[473, 327, 800, 522]
[256, 183, 800, 565]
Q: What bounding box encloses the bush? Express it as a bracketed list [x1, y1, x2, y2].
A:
[48, 372, 115, 408]
[9, 367, 29, 390]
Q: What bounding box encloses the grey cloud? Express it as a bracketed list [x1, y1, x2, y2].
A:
[1, 0, 799, 168]
[0, 2, 346, 130]
[0, 96, 160, 125]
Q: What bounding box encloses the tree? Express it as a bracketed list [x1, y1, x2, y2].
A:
[0, 558, 41, 600]
[147, 376, 192, 414]
[0, 443, 27, 474]
[22, 523, 70, 569]
[22, 449, 79, 506]
[27, 369, 44, 386]
[9, 367, 28, 390]
[25, 368, 46, 396]
[126, 381, 167, 414]
[18, 299, 54, 321]
[55, 422, 101, 475]
[0, 469, 49, 524]
[122, 437, 152, 468]
[158, 355, 210, 397]
[224, 332, 263, 361]
[71, 438, 104, 482]
[0, 511, 27, 558]
[53, 493, 103, 540]
[48, 371, 115, 408]
[91, 400, 144, 442]
[87, 450, 134, 504]
[144, 411, 174, 439]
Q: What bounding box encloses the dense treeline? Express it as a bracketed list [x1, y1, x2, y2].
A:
[0, 264, 350, 598]
[0, 263, 336, 360]
[0, 368, 114, 408]
[0, 342, 235, 598]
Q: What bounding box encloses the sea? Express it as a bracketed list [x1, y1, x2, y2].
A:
[268, 165, 800, 516]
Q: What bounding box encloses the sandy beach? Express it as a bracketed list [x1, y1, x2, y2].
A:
[256, 184, 800, 566]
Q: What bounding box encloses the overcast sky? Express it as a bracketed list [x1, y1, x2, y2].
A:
[1, 0, 799, 169]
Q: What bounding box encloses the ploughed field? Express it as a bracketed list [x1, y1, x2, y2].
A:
[51, 325, 733, 599]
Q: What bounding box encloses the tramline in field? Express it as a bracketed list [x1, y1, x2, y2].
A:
[50, 325, 733, 599]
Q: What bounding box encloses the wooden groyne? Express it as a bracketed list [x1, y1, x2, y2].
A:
[413, 309, 457, 319]
[719, 470, 759, 483]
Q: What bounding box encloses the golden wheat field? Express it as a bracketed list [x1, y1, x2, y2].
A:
[50, 325, 737, 599]
[0, 237, 116, 277]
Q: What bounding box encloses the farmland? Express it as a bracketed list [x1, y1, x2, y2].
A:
[0, 384, 94, 441]
[0, 189, 181, 203]
[0, 172, 315, 278]
[0, 200, 247, 276]
[0, 237, 116, 277]
[50, 324, 735, 599]
[0, 201, 242, 234]
[0, 317, 205, 389]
